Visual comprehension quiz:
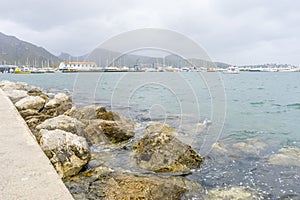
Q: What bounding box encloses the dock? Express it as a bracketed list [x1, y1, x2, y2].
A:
[0, 89, 74, 200]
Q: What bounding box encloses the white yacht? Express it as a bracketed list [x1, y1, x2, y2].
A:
[223, 66, 240, 74]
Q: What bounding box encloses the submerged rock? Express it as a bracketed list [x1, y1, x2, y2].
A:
[210, 139, 268, 159]
[40, 129, 91, 178]
[232, 138, 267, 155]
[36, 115, 86, 138]
[267, 147, 300, 167]
[43, 93, 72, 116]
[64, 167, 203, 200]
[15, 96, 46, 111]
[206, 186, 259, 200]
[133, 131, 204, 173]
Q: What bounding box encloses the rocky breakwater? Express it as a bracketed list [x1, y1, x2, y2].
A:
[0, 80, 208, 199]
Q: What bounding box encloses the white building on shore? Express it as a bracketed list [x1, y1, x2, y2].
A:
[58, 62, 97, 71]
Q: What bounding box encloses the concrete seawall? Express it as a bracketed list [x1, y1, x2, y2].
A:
[0, 89, 74, 200]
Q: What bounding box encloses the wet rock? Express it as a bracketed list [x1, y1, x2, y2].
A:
[206, 186, 259, 200]
[97, 119, 135, 144]
[27, 87, 50, 102]
[36, 115, 86, 138]
[267, 147, 300, 167]
[84, 119, 135, 144]
[66, 106, 135, 145]
[211, 142, 228, 154]
[133, 131, 204, 173]
[43, 93, 72, 116]
[15, 96, 46, 111]
[143, 122, 177, 135]
[4, 89, 29, 103]
[64, 167, 203, 200]
[65, 106, 107, 120]
[39, 129, 91, 179]
[0, 80, 30, 91]
[84, 120, 109, 144]
[100, 174, 186, 200]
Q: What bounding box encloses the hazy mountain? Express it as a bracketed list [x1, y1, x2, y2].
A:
[83, 48, 225, 69]
[214, 62, 231, 68]
[0, 32, 230, 68]
[58, 52, 86, 62]
[0, 32, 61, 67]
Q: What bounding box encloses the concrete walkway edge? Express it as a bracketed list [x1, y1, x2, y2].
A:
[0, 88, 74, 200]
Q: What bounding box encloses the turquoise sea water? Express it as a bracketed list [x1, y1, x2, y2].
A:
[1, 72, 300, 199]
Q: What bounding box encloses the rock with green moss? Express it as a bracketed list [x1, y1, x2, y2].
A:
[64, 167, 203, 200]
[143, 122, 177, 135]
[133, 131, 204, 173]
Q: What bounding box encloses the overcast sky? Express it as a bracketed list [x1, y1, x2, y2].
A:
[0, 0, 299, 65]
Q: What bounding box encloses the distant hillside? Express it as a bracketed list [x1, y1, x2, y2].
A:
[214, 62, 231, 68]
[58, 52, 86, 62]
[0, 32, 61, 67]
[83, 48, 225, 69]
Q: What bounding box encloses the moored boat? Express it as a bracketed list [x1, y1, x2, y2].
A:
[14, 67, 31, 74]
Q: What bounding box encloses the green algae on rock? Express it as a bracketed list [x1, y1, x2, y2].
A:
[133, 131, 204, 173]
[64, 166, 203, 200]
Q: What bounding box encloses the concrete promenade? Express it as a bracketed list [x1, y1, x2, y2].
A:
[0, 89, 74, 200]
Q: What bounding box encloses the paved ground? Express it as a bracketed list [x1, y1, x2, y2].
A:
[0, 89, 74, 200]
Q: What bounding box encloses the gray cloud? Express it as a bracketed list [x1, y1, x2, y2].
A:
[0, 0, 299, 65]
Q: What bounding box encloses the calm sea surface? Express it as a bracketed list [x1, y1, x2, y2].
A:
[1, 72, 300, 199]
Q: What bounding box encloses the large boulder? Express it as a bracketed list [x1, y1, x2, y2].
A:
[43, 93, 72, 116]
[65, 105, 107, 120]
[84, 119, 135, 144]
[64, 167, 203, 200]
[84, 120, 109, 144]
[39, 129, 91, 178]
[66, 106, 135, 145]
[36, 115, 86, 138]
[133, 131, 204, 173]
[4, 89, 29, 103]
[15, 96, 46, 111]
[27, 87, 50, 102]
[0, 80, 30, 91]
[97, 120, 135, 143]
[206, 186, 259, 200]
[66, 105, 135, 125]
